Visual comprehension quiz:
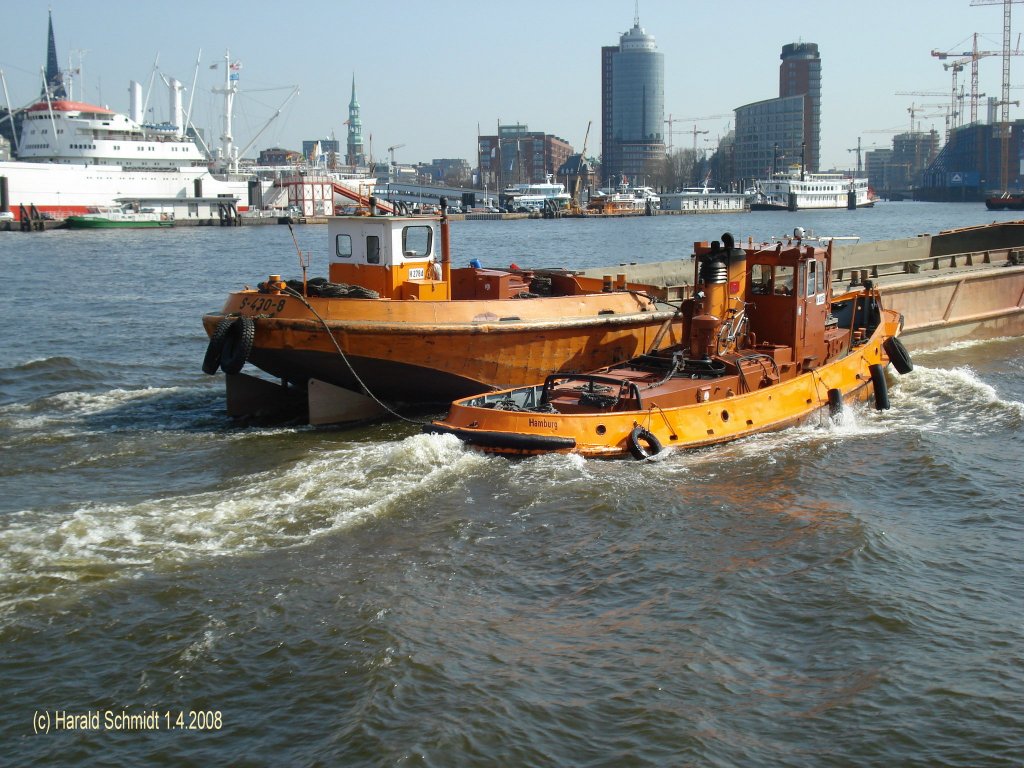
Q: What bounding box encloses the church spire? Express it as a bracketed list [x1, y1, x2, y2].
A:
[43, 10, 66, 99]
[345, 74, 365, 168]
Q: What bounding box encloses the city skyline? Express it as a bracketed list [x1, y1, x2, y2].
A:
[0, 1, 1017, 173]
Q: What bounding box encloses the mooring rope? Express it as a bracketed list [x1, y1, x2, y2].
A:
[282, 287, 430, 426]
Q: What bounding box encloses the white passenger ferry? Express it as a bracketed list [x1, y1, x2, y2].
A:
[661, 178, 747, 213]
[503, 175, 572, 212]
[749, 171, 873, 211]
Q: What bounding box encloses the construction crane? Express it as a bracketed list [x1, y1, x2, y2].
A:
[934, 32, 1023, 125]
[970, 0, 1024, 121]
[931, 38, 993, 125]
[846, 138, 880, 175]
[663, 115, 683, 151]
[970, 0, 1024, 189]
[663, 123, 709, 153]
[387, 143, 405, 183]
[570, 121, 591, 215]
[664, 113, 730, 150]
[896, 90, 973, 141]
[906, 103, 950, 133]
[673, 113, 731, 122]
[689, 126, 710, 153]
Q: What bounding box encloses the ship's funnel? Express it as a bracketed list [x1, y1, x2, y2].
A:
[129, 81, 143, 124]
[168, 78, 185, 137]
[722, 232, 747, 307]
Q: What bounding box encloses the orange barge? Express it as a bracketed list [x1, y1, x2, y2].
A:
[427, 234, 912, 459]
[201, 202, 681, 423]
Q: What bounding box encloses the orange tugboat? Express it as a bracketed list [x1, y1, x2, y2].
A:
[201, 200, 680, 423]
[426, 234, 913, 459]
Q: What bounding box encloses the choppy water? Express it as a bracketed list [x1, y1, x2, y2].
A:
[2, 203, 1023, 766]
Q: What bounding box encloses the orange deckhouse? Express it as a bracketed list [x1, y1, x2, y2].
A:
[201, 204, 682, 424]
[327, 213, 451, 301]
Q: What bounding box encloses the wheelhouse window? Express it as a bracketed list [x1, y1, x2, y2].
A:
[335, 234, 352, 259]
[366, 235, 380, 264]
[806, 260, 818, 297]
[750, 264, 795, 295]
[774, 265, 795, 295]
[402, 225, 432, 258]
[751, 264, 773, 294]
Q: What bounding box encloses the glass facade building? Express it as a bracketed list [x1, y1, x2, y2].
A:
[734, 95, 806, 183]
[732, 42, 821, 184]
[601, 22, 665, 184]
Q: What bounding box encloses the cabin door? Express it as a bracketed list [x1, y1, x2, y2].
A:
[799, 258, 828, 360]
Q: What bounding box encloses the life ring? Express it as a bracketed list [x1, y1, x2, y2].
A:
[827, 387, 844, 420]
[202, 317, 237, 375]
[219, 316, 255, 374]
[869, 363, 890, 410]
[884, 336, 914, 375]
[627, 425, 662, 460]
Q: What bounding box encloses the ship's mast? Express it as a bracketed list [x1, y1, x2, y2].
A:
[212, 50, 237, 173]
[0, 70, 19, 154]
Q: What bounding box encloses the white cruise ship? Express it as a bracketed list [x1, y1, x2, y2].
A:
[0, 52, 277, 222]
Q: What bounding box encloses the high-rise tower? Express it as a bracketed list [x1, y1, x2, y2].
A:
[733, 42, 822, 183]
[345, 75, 365, 168]
[42, 11, 66, 99]
[600, 15, 665, 184]
[779, 42, 821, 172]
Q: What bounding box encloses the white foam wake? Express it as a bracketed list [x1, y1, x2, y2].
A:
[0, 431, 481, 616]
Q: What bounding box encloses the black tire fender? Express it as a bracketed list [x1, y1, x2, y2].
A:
[827, 387, 844, 420]
[884, 336, 914, 375]
[219, 316, 255, 375]
[870, 363, 890, 411]
[202, 317, 237, 375]
[627, 425, 663, 460]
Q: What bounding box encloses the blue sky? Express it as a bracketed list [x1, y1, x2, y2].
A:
[0, 0, 1017, 172]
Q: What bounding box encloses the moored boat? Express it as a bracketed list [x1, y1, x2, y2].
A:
[426, 234, 911, 459]
[200, 201, 682, 424]
[749, 170, 873, 211]
[984, 191, 1024, 211]
[0, 81, 266, 220]
[0, 15, 295, 221]
[502, 175, 571, 213]
[660, 183, 748, 214]
[66, 204, 173, 229]
[587, 183, 660, 215]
